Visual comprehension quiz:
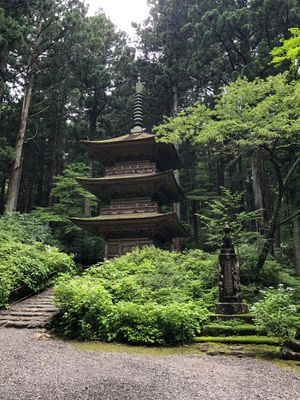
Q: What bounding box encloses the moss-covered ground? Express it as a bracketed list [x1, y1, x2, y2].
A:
[73, 340, 300, 372]
[195, 335, 280, 345]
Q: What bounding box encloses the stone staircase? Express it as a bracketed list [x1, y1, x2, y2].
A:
[0, 289, 58, 329]
[195, 313, 280, 346]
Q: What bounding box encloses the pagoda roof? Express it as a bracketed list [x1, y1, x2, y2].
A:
[85, 132, 152, 143]
[81, 132, 181, 170]
[70, 212, 188, 241]
[76, 170, 185, 204]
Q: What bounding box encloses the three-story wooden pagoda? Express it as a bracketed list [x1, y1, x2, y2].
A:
[71, 76, 187, 258]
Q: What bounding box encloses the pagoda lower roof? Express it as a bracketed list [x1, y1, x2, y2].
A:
[76, 170, 185, 204]
[70, 212, 188, 241]
[81, 132, 181, 170]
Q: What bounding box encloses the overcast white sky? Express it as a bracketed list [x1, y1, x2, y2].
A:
[85, 0, 150, 39]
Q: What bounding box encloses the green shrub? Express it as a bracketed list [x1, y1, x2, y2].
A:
[54, 247, 214, 345]
[53, 245, 300, 345]
[251, 286, 300, 341]
[112, 301, 205, 345]
[0, 214, 75, 308]
[54, 276, 114, 340]
[239, 244, 300, 303]
[0, 212, 58, 246]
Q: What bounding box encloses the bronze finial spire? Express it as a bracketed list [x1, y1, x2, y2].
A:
[131, 74, 144, 133]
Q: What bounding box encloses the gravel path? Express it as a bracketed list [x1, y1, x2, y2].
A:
[0, 328, 299, 400]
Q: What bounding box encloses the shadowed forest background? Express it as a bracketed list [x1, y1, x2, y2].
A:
[1, 0, 300, 277]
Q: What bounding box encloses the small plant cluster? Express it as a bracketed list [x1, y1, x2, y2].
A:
[251, 285, 300, 341]
[54, 247, 218, 345]
[0, 213, 75, 308]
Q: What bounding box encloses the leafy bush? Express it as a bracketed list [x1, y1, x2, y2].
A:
[112, 301, 204, 345]
[54, 275, 114, 340]
[54, 247, 215, 345]
[251, 286, 300, 341]
[0, 214, 75, 308]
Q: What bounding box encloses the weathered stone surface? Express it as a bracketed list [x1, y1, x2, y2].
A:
[216, 302, 248, 314]
[281, 346, 300, 361]
[216, 226, 248, 314]
[281, 336, 300, 360]
[0, 289, 58, 329]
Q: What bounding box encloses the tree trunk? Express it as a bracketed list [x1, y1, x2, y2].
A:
[191, 199, 199, 244]
[171, 83, 181, 251]
[0, 177, 6, 215]
[290, 191, 300, 276]
[84, 162, 93, 217]
[5, 16, 42, 213]
[48, 86, 67, 206]
[255, 183, 283, 275]
[0, 59, 7, 111]
[251, 148, 270, 226]
[6, 75, 34, 212]
[256, 154, 300, 275]
[217, 156, 225, 195]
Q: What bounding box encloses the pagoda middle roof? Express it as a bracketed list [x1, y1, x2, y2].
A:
[76, 170, 185, 204]
[81, 132, 181, 170]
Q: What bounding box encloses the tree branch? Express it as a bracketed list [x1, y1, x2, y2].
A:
[29, 106, 49, 119]
[277, 211, 300, 228]
[283, 156, 300, 189]
[24, 124, 38, 143]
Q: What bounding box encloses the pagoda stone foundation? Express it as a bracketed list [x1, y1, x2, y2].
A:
[71, 76, 187, 258]
[216, 226, 248, 314]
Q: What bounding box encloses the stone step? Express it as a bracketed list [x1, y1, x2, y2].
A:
[24, 301, 54, 305]
[0, 315, 50, 322]
[195, 335, 280, 345]
[209, 314, 255, 323]
[8, 311, 55, 317]
[3, 320, 46, 329]
[202, 323, 260, 337]
[0, 288, 58, 329]
[10, 304, 58, 312]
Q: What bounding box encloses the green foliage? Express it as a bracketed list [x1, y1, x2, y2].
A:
[53, 275, 114, 340]
[33, 163, 104, 263]
[239, 244, 300, 303]
[0, 212, 58, 246]
[112, 301, 203, 346]
[156, 74, 300, 274]
[0, 220, 75, 308]
[271, 28, 300, 69]
[34, 163, 97, 228]
[54, 247, 216, 345]
[251, 286, 300, 341]
[198, 188, 261, 250]
[156, 74, 300, 148]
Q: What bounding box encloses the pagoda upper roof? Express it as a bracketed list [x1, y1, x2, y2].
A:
[81, 132, 181, 170]
[70, 212, 188, 241]
[85, 132, 152, 143]
[76, 170, 185, 204]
